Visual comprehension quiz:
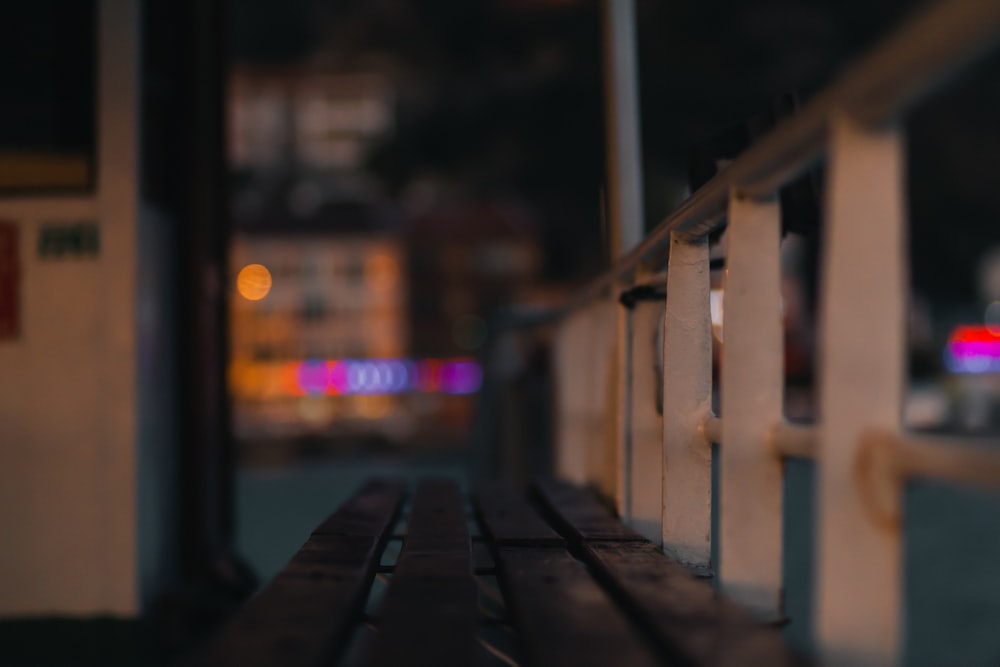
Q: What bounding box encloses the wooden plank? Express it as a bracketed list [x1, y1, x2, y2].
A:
[533, 478, 644, 542]
[311, 477, 409, 538]
[496, 547, 660, 667]
[358, 479, 481, 667]
[583, 541, 810, 667]
[534, 480, 809, 664]
[187, 478, 405, 667]
[473, 482, 565, 547]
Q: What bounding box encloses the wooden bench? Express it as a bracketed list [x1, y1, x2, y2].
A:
[188, 478, 809, 666]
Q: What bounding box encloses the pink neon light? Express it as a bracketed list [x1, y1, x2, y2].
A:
[949, 341, 1000, 358]
[945, 325, 1000, 374]
[298, 360, 328, 395]
[327, 361, 346, 395]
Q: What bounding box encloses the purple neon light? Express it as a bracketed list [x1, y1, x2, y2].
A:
[386, 360, 409, 392]
[948, 341, 1000, 358]
[329, 361, 349, 393]
[293, 358, 483, 395]
[441, 360, 483, 394]
[944, 340, 1000, 374]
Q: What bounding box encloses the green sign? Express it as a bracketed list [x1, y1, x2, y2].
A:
[38, 222, 99, 258]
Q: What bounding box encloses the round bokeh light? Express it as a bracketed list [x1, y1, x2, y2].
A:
[236, 263, 272, 301]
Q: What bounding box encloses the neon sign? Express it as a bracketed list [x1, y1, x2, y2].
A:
[944, 325, 1000, 374]
[287, 357, 483, 396]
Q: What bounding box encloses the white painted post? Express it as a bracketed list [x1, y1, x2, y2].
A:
[628, 296, 664, 542]
[592, 299, 619, 498]
[554, 311, 590, 485]
[662, 233, 713, 570]
[556, 302, 615, 492]
[814, 115, 907, 666]
[719, 192, 784, 619]
[615, 292, 632, 517]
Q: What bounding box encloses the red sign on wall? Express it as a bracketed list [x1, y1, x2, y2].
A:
[0, 221, 19, 339]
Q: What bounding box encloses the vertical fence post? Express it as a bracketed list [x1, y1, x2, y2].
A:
[719, 192, 784, 619]
[596, 299, 620, 500]
[555, 312, 589, 485]
[615, 286, 632, 518]
[586, 305, 604, 487]
[571, 301, 616, 493]
[628, 292, 664, 542]
[662, 233, 713, 570]
[815, 115, 906, 666]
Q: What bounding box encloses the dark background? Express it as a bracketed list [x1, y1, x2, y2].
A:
[230, 0, 1000, 304]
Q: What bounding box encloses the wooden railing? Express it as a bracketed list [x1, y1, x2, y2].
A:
[541, 2, 1000, 665]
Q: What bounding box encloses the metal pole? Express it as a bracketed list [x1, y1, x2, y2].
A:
[603, 0, 645, 259]
[604, 0, 645, 517]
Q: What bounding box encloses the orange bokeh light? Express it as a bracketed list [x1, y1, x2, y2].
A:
[237, 263, 272, 301]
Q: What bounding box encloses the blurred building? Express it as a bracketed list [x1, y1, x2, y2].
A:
[228, 65, 397, 237]
[229, 67, 393, 175]
[406, 201, 543, 358]
[226, 63, 553, 451]
[403, 202, 545, 445]
[229, 233, 409, 442]
[227, 65, 413, 450]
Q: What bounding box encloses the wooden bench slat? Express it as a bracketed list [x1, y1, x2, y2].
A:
[311, 477, 408, 537]
[191, 477, 811, 667]
[534, 478, 810, 665]
[496, 547, 662, 667]
[533, 478, 644, 542]
[188, 478, 405, 667]
[358, 479, 481, 667]
[584, 541, 810, 667]
[473, 482, 566, 547]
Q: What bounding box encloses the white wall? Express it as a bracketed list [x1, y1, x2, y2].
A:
[0, 0, 150, 616]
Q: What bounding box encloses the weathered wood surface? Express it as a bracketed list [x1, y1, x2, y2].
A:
[188, 478, 405, 667]
[533, 477, 644, 542]
[535, 477, 809, 665]
[190, 477, 811, 667]
[584, 541, 809, 667]
[358, 479, 482, 667]
[496, 546, 662, 667]
[310, 478, 408, 538]
[473, 482, 565, 547]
